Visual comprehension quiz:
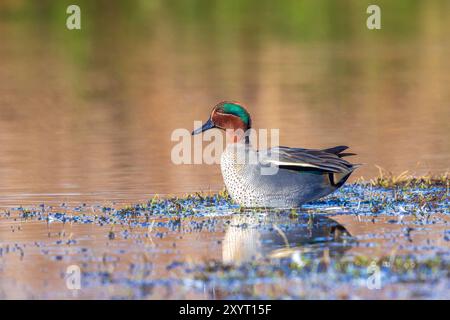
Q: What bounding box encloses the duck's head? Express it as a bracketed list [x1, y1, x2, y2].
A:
[192, 101, 251, 141]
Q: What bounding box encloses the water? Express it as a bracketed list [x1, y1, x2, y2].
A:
[1, 184, 448, 299]
[0, 1, 449, 299]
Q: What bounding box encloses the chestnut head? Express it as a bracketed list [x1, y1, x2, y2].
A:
[192, 101, 251, 137]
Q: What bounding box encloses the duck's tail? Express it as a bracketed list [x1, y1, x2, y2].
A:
[322, 145, 356, 158]
[322, 146, 362, 187]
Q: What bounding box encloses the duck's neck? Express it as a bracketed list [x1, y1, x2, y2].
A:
[226, 128, 251, 145]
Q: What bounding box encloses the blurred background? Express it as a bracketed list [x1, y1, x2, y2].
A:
[0, 0, 449, 204]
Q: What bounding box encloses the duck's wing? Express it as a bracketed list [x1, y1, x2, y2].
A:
[259, 145, 358, 174]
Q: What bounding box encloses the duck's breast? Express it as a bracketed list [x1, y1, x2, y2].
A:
[220, 145, 337, 207]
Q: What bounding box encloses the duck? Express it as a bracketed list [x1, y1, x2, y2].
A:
[192, 101, 360, 208]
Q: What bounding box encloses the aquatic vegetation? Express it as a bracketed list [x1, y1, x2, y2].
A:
[367, 167, 449, 188]
[0, 174, 449, 299]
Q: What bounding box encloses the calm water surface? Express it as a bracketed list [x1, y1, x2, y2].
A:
[0, 1, 449, 299]
[0, 1, 449, 204]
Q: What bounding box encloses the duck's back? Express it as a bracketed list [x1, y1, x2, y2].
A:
[220, 143, 357, 208]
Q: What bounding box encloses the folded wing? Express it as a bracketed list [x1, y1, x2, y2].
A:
[259, 145, 359, 174]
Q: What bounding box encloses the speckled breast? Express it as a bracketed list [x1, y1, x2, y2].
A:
[220, 145, 265, 207]
[220, 143, 336, 208]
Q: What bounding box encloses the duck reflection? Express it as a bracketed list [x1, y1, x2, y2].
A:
[222, 213, 354, 264]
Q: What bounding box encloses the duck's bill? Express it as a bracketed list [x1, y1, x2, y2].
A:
[192, 118, 215, 135]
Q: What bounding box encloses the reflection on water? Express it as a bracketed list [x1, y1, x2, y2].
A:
[0, 184, 449, 299]
[223, 214, 353, 264]
[0, 1, 449, 204]
[0, 1, 449, 300]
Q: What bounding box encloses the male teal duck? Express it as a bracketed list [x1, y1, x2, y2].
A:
[192, 101, 360, 208]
